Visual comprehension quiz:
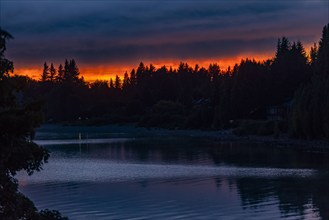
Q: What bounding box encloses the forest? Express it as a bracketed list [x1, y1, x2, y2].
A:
[11, 23, 327, 139]
[4, 23, 329, 139]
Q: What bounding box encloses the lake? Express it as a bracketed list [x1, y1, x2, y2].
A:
[18, 125, 329, 219]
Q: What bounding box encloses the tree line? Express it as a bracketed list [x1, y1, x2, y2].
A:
[11, 23, 329, 138]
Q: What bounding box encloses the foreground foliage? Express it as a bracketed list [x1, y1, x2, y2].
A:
[0, 27, 68, 219]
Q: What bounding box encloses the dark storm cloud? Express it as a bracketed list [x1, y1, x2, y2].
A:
[1, 0, 328, 68]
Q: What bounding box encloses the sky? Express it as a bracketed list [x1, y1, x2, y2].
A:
[1, 0, 328, 81]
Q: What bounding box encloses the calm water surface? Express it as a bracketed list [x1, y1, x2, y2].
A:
[18, 125, 329, 219]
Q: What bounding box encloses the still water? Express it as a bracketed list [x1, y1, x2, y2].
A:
[18, 125, 329, 219]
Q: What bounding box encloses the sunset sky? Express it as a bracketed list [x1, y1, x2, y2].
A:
[1, 0, 328, 81]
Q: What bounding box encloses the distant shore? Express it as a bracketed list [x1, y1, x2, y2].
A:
[215, 131, 329, 152]
[36, 123, 329, 152]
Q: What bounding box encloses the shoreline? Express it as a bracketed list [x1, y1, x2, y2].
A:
[215, 132, 329, 152]
[36, 123, 329, 152]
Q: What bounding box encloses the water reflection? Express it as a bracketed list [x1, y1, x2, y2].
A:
[19, 137, 329, 220]
[44, 137, 329, 169]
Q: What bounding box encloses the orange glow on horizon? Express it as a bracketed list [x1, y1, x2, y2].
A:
[13, 41, 316, 81]
[14, 53, 276, 82]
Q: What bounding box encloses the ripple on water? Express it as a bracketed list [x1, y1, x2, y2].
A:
[17, 158, 316, 184]
[19, 176, 322, 220]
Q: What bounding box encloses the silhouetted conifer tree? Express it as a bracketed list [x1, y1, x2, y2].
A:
[109, 78, 114, 89]
[290, 24, 329, 139]
[271, 37, 310, 104]
[49, 63, 56, 82]
[57, 64, 64, 83]
[129, 69, 137, 86]
[114, 75, 121, 89]
[122, 71, 130, 90]
[69, 59, 80, 82]
[317, 24, 329, 75]
[149, 64, 155, 73]
[0, 28, 13, 79]
[136, 62, 146, 85]
[63, 59, 70, 81]
[209, 63, 220, 79]
[41, 62, 50, 82]
[62, 59, 81, 83]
